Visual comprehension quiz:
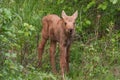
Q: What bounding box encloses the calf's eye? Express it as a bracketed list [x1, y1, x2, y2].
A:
[73, 22, 75, 25]
[74, 22, 76, 26]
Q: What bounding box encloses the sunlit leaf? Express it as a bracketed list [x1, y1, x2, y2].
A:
[18, 30, 24, 34]
[98, 2, 108, 10]
[4, 8, 12, 20]
[85, 19, 91, 25]
[110, 0, 118, 4]
[84, 0, 95, 12]
[0, 74, 3, 77]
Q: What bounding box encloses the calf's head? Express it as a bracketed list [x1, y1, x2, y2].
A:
[62, 10, 78, 35]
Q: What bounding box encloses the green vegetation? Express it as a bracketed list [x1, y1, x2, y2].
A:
[0, 0, 120, 80]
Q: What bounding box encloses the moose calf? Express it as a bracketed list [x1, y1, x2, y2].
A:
[38, 10, 78, 76]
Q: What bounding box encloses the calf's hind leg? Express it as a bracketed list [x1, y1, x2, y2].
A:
[38, 37, 47, 66]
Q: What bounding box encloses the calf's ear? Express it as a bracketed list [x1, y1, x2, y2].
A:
[62, 10, 67, 19]
[72, 10, 78, 19]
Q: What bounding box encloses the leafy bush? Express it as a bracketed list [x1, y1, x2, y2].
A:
[0, 53, 69, 80]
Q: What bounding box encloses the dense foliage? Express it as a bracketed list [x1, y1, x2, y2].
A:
[0, 0, 120, 80]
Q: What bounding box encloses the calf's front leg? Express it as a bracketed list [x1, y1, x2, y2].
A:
[66, 45, 71, 72]
[59, 44, 67, 78]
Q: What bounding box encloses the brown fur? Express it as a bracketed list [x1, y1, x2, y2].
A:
[38, 11, 78, 76]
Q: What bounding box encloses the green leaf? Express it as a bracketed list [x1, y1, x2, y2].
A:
[29, 25, 35, 31]
[84, 0, 95, 12]
[57, 0, 64, 4]
[11, 53, 17, 58]
[18, 30, 24, 34]
[98, 2, 108, 10]
[25, 32, 29, 37]
[85, 19, 91, 25]
[0, 74, 3, 77]
[4, 8, 12, 20]
[5, 53, 11, 57]
[23, 23, 29, 27]
[110, 0, 118, 4]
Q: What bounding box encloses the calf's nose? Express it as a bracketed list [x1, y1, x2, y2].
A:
[69, 29, 73, 33]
